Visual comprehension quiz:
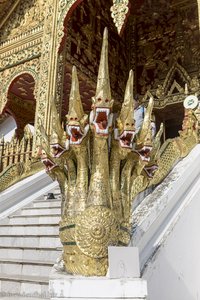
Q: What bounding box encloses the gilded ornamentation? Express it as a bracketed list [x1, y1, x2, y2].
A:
[75, 206, 119, 258]
[0, 130, 43, 192]
[142, 62, 200, 109]
[0, 42, 42, 70]
[110, 0, 130, 35]
[40, 29, 180, 276]
[0, 0, 46, 42]
[150, 109, 198, 186]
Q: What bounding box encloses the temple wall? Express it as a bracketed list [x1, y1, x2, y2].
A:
[131, 144, 200, 300]
[0, 116, 16, 142]
[143, 184, 200, 300]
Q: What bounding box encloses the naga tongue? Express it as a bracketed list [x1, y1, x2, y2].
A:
[99, 120, 108, 130]
[71, 128, 83, 142]
[121, 133, 132, 146]
[96, 111, 108, 130]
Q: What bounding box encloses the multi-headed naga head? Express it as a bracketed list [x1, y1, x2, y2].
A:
[134, 97, 154, 162]
[90, 28, 114, 137]
[50, 101, 69, 158]
[144, 123, 163, 178]
[115, 70, 135, 149]
[66, 66, 89, 145]
[38, 125, 59, 174]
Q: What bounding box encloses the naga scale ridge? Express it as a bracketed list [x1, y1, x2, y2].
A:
[39, 28, 199, 276]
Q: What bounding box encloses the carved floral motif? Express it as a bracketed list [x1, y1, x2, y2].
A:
[0, 0, 47, 43]
[110, 0, 130, 35]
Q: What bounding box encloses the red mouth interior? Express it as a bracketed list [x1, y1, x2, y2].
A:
[120, 133, 133, 146]
[51, 145, 64, 157]
[139, 148, 151, 159]
[42, 159, 55, 171]
[96, 112, 108, 130]
[71, 128, 83, 142]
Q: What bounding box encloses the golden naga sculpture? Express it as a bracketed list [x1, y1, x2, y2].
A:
[38, 28, 198, 276]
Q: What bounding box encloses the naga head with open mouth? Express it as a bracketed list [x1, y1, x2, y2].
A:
[144, 122, 163, 178]
[49, 98, 70, 158]
[37, 146, 59, 173]
[50, 130, 69, 158]
[66, 66, 89, 146]
[115, 70, 135, 150]
[90, 28, 114, 137]
[134, 97, 154, 162]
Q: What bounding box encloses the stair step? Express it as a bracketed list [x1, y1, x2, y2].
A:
[0, 273, 49, 298]
[0, 258, 53, 277]
[33, 200, 61, 208]
[21, 207, 61, 216]
[0, 246, 61, 262]
[0, 235, 61, 248]
[0, 186, 62, 298]
[8, 214, 60, 225]
[0, 224, 59, 236]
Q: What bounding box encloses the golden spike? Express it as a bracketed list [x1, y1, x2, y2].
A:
[119, 69, 134, 123]
[137, 97, 154, 143]
[155, 123, 164, 143]
[95, 28, 111, 100]
[51, 100, 64, 144]
[68, 66, 84, 120]
[150, 123, 164, 161]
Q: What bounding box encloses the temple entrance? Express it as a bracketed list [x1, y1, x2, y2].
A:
[57, 0, 200, 138]
[154, 103, 185, 140]
[57, 0, 129, 121]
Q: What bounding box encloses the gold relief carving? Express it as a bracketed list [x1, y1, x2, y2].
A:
[134, 1, 199, 95]
[110, 0, 130, 35]
[0, 132, 43, 192]
[57, 0, 80, 51]
[0, 43, 42, 70]
[75, 206, 119, 258]
[142, 62, 200, 109]
[0, 0, 47, 43]
[33, 0, 60, 149]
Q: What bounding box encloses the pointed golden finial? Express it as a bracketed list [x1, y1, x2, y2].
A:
[119, 69, 134, 122]
[95, 28, 111, 100]
[68, 66, 84, 120]
[155, 123, 164, 142]
[137, 97, 154, 143]
[150, 123, 164, 161]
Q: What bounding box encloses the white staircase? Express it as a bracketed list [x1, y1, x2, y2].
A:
[132, 144, 200, 300]
[0, 187, 62, 298]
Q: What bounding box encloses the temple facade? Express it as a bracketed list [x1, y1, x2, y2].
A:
[0, 1, 200, 299]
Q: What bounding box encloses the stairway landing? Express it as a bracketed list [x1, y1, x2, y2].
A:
[0, 188, 62, 298]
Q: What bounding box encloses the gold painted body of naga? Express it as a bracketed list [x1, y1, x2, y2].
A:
[39, 28, 199, 276]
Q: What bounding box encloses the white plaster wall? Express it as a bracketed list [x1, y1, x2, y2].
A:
[0, 116, 16, 141]
[141, 148, 200, 300]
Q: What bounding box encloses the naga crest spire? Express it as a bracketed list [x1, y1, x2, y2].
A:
[95, 27, 111, 101]
[119, 69, 134, 125]
[116, 69, 135, 149]
[68, 66, 84, 120]
[90, 27, 114, 136]
[67, 66, 88, 145]
[135, 97, 154, 150]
